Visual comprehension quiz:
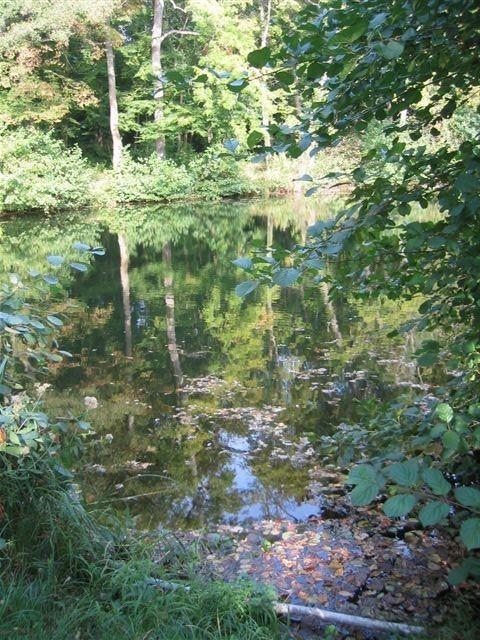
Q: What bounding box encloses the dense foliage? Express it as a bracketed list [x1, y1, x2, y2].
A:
[0, 129, 93, 212]
[231, 0, 480, 581]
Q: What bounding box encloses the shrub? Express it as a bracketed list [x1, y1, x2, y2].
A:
[187, 147, 252, 199]
[115, 153, 194, 203]
[0, 128, 93, 213]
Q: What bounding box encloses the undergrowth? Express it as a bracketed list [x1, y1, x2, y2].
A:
[0, 475, 282, 640]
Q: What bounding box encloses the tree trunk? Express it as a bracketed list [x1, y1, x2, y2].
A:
[152, 0, 166, 158]
[118, 234, 132, 357]
[105, 39, 123, 171]
[162, 244, 183, 393]
[259, 0, 272, 148]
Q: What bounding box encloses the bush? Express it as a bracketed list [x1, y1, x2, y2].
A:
[115, 153, 194, 203]
[187, 147, 252, 200]
[115, 149, 255, 203]
[0, 128, 93, 213]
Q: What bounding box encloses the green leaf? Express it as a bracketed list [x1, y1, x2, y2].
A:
[29, 319, 45, 330]
[350, 481, 380, 506]
[455, 487, 480, 509]
[247, 46, 271, 68]
[47, 315, 63, 327]
[347, 464, 377, 485]
[232, 257, 253, 270]
[383, 494, 417, 518]
[377, 40, 405, 60]
[419, 501, 450, 526]
[303, 257, 325, 270]
[448, 565, 469, 586]
[388, 460, 419, 487]
[272, 268, 300, 287]
[69, 262, 88, 272]
[449, 556, 480, 584]
[442, 430, 460, 453]
[276, 70, 295, 85]
[422, 468, 451, 496]
[460, 518, 480, 550]
[223, 139, 239, 153]
[330, 22, 368, 45]
[247, 131, 265, 148]
[235, 280, 259, 297]
[228, 78, 247, 92]
[73, 242, 90, 251]
[369, 12, 388, 29]
[435, 403, 454, 423]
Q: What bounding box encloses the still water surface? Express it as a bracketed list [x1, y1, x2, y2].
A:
[1, 198, 427, 529]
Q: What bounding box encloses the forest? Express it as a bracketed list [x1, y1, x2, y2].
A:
[0, 1, 479, 639]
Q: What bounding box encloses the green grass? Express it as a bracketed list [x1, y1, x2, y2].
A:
[0, 550, 284, 640]
[0, 441, 284, 640]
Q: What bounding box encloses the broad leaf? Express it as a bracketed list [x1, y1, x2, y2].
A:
[247, 131, 264, 148]
[232, 257, 253, 270]
[222, 139, 239, 153]
[72, 242, 90, 251]
[422, 467, 451, 496]
[235, 280, 259, 297]
[388, 460, 419, 487]
[377, 40, 404, 60]
[347, 464, 377, 485]
[435, 403, 454, 423]
[272, 268, 300, 287]
[383, 494, 417, 518]
[247, 46, 271, 68]
[419, 501, 450, 526]
[69, 262, 88, 272]
[350, 481, 380, 506]
[460, 518, 480, 550]
[47, 315, 63, 327]
[455, 486, 480, 509]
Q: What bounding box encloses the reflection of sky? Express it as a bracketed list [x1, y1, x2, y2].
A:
[220, 431, 319, 524]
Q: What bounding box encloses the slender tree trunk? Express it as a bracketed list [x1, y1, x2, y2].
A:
[162, 244, 183, 394]
[118, 234, 133, 357]
[320, 281, 342, 344]
[152, 0, 166, 158]
[105, 39, 123, 171]
[259, 0, 272, 148]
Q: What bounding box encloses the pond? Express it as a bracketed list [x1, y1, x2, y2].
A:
[1, 197, 430, 530]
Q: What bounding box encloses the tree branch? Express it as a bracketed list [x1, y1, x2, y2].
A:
[168, 0, 187, 12]
[152, 29, 199, 44]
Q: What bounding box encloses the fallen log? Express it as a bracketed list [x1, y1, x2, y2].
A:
[147, 578, 424, 635]
[274, 602, 424, 635]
